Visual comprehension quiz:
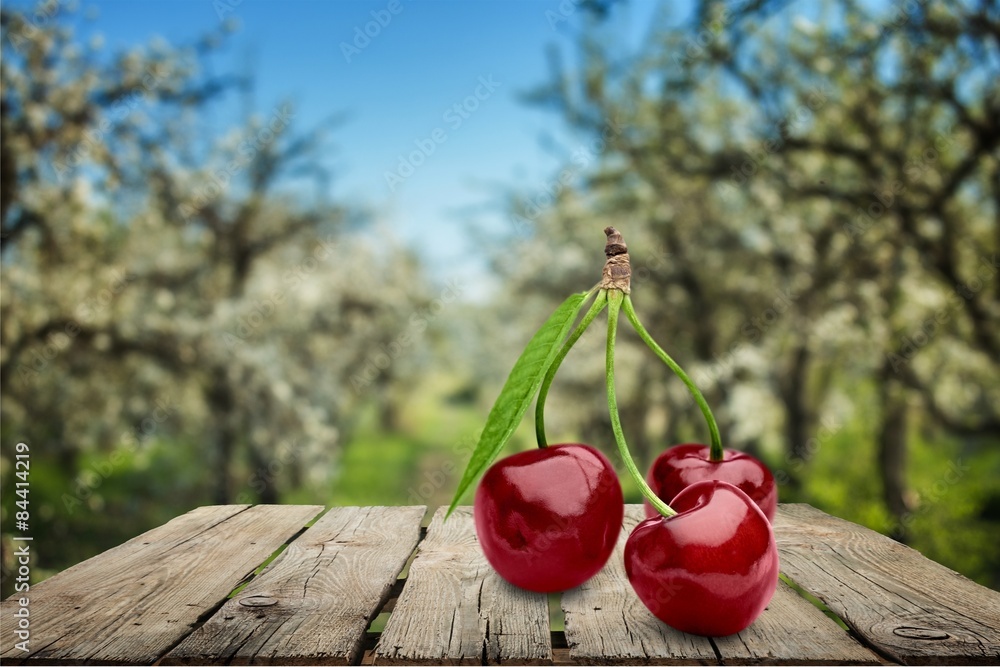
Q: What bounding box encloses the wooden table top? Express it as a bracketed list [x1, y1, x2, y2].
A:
[2, 504, 998, 665]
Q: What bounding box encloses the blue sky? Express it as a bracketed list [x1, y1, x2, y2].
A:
[44, 0, 675, 292]
[15, 0, 924, 291]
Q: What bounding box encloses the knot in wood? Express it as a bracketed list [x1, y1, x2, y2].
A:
[239, 595, 278, 607]
[892, 626, 950, 641]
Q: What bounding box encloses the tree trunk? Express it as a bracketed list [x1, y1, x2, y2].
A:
[206, 367, 235, 505]
[247, 444, 280, 504]
[620, 365, 652, 468]
[709, 385, 732, 452]
[879, 372, 911, 543]
[214, 431, 234, 505]
[781, 344, 812, 491]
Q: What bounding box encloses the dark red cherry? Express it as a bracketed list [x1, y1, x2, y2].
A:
[645, 443, 777, 522]
[626, 479, 779, 636]
[474, 443, 624, 592]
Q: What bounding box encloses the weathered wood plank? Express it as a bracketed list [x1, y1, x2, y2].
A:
[711, 580, 882, 665]
[562, 505, 718, 664]
[0, 504, 324, 665]
[162, 505, 425, 665]
[776, 503, 1000, 665]
[374, 506, 552, 665]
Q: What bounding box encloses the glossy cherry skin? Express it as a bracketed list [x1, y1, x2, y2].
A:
[625, 480, 779, 637]
[645, 444, 777, 522]
[474, 444, 624, 593]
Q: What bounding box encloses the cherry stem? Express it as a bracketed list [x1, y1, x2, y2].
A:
[607, 290, 677, 518]
[535, 290, 609, 448]
[622, 295, 724, 462]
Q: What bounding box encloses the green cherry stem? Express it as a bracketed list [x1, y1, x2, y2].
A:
[607, 290, 677, 517]
[536, 289, 609, 447]
[621, 295, 724, 461]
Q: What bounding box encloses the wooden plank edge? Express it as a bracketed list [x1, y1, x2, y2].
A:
[342, 507, 429, 667]
[365, 504, 895, 667]
[766, 581, 984, 667]
[778, 505, 1000, 665]
[149, 504, 330, 667]
[774, 573, 903, 666]
[357, 513, 435, 667]
[774, 505, 994, 665]
[160, 506, 428, 667]
[360, 505, 438, 665]
[0, 506, 255, 667]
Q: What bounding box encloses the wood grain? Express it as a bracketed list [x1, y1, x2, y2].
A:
[711, 580, 881, 665]
[0, 504, 324, 665]
[374, 506, 551, 665]
[561, 505, 718, 664]
[776, 503, 1000, 665]
[8, 501, 996, 666]
[162, 505, 425, 665]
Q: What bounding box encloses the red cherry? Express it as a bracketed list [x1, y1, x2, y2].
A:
[645, 443, 777, 522]
[474, 443, 624, 593]
[625, 480, 779, 636]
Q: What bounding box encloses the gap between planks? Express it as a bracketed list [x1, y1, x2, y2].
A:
[156, 506, 433, 666]
[151, 506, 333, 665]
[139, 505, 908, 666]
[1, 503, 882, 666]
[775, 504, 1000, 665]
[362, 505, 886, 666]
[0, 504, 328, 666]
[161, 505, 430, 666]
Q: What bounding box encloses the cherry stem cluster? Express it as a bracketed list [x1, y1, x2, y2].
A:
[532, 227, 724, 515]
[621, 296, 724, 461]
[536, 289, 608, 448]
[606, 290, 677, 517]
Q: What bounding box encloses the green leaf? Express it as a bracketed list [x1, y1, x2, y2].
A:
[446, 291, 591, 518]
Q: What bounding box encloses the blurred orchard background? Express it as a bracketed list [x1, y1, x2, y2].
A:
[1, 0, 999, 599]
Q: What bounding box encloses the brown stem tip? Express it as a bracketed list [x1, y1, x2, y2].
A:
[601, 226, 631, 293]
